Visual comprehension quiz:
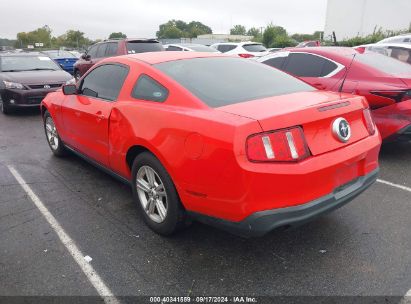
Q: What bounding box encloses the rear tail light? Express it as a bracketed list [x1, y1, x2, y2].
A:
[371, 90, 411, 103]
[355, 46, 366, 54]
[247, 127, 310, 162]
[363, 108, 376, 135]
[238, 53, 255, 58]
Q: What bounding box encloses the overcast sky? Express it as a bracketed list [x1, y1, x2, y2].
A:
[1, 0, 328, 40]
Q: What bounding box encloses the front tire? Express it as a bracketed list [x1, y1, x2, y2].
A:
[131, 152, 187, 235]
[0, 98, 10, 115]
[43, 111, 67, 157]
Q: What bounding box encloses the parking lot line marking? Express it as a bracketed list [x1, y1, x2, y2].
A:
[377, 179, 411, 193]
[7, 165, 120, 304]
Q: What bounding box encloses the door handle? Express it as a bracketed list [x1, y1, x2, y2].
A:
[95, 111, 105, 120]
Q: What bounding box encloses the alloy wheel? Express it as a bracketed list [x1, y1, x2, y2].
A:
[136, 165, 168, 223]
[45, 117, 59, 150]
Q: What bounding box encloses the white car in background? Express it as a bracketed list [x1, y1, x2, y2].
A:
[164, 43, 220, 53]
[377, 34, 411, 44]
[356, 43, 411, 64]
[210, 42, 269, 58]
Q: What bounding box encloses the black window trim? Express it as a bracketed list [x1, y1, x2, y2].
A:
[78, 62, 130, 102]
[131, 73, 169, 103]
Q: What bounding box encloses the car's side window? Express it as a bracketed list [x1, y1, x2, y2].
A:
[217, 45, 236, 53]
[166, 46, 182, 51]
[132, 74, 169, 102]
[283, 53, 338, 77]
[96, 43, 108, 58]
[263, 56, 287, 69]
[87, 45, 98, 58]
[79, 64, 129, 101]
[105, 42, 118, 57]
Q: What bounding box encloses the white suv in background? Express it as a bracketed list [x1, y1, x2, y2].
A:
[377, 34, 411, 44]
[164, 43, 220, 53]
[210, 42, 269, 58]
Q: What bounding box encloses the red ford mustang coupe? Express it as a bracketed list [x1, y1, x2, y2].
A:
[41, 52, 381, 237]
[258, 47, 411, 141]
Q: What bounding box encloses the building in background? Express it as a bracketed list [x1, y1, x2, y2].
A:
[324, 0, 411, 40]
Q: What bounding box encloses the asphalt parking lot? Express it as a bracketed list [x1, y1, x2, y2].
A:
[1, 108, 411, 302]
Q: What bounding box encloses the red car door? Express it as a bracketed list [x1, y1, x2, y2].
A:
[61, 63, 129, 167]
[62, 95, 113, 166]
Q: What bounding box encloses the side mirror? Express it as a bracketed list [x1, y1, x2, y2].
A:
[62, 84, 77, 95]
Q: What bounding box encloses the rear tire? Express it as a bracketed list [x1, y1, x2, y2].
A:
[43, 111, 67, 157]
[131, 152, 187, 236]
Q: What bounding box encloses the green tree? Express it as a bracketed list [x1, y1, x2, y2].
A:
[15, 25, 52, 48]
[291, 31, 323, 43]
[0, 38, 16, 47]
[65, 30, 91, 48]
[230, 25, 247, 36]
[187, 21, 212, 38]
[108, 32, 127, 39]
[162, 26, 184, 39]
[247, 27, 261, 38]
[262, 24, 288, 47]
[271, 35, 297, 48]
[157, 20, 212, 39]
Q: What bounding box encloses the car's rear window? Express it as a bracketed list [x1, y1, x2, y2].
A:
[355, 52, 411, 76]
[126, 41, 164, 54]
[155, 57, 314, 107]
[243, 44, 267, 52]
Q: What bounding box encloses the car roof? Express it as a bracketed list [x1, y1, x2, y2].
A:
[122, 51, 226, 65]
[212, 41, 262, 46]
[363, 43, 411, 49]
[102, 38, 159, 43]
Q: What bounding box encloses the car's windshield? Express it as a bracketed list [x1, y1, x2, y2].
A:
[126, 41, 164, 54]
[355, 52, 411, 76]
[43, 50, 77, 59]
[155, 57, 314, 107]
[243, 44, 267, 52]
[0, 55, 61, 72]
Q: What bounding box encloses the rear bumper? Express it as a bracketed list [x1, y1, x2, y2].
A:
[189, 168, 379, 237]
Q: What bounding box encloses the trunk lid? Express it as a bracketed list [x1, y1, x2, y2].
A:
[217, 91, 370, 156]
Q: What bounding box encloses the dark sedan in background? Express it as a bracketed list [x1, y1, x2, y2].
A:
[42, 50, 78, 74]
[73, 38, 164, 80]
[0, 52, 74, 114]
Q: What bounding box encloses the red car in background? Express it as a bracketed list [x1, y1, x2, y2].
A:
[73, 38, 163, 80]
[258, 47, 411, 141]
[41, 52, 380, 237]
